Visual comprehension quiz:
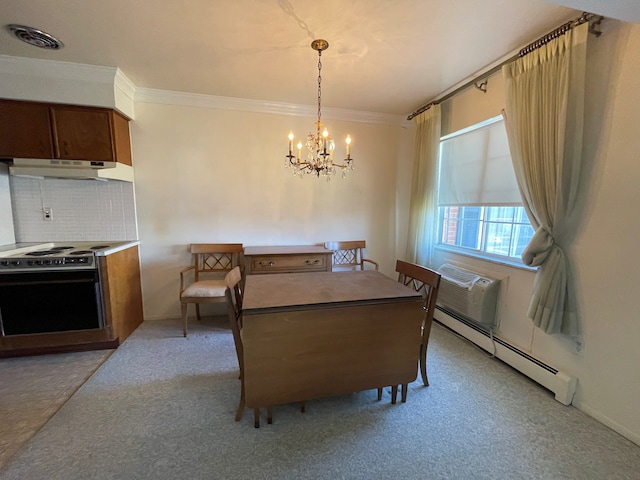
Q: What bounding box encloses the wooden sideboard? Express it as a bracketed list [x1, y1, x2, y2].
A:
[244, 245, 333, 275]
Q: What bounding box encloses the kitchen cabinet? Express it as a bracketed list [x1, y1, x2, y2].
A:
[98, 244, 144, 343]
[0, 99, 132, 165]
[0, 100, 54, 158]
[51, 105, 132, 165]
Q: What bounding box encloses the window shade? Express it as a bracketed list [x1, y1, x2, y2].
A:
[438, 116, 521, 206]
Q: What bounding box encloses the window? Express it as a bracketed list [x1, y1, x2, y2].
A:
[437, 116, 534, 261]
[439, 206, 534, 259]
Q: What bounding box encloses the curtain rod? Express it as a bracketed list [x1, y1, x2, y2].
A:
[406, 11, 603, 121]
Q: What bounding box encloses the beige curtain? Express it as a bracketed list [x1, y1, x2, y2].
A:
[502, 23, 588, 335]
[406, 104, 441, 267]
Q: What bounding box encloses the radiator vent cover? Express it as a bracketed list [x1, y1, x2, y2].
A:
[437, 263, 500, 327]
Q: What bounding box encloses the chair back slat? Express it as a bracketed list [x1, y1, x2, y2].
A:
[191, 243, 243, 281]
[324, 240, 376, 271]
[395, 259, 441, 315]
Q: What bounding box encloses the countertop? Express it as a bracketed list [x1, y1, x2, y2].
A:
[0, 241, 140, 256]
[91, 241, 140, 256]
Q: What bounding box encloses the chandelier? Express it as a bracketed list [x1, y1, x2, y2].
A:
[286, 39, 353, 179]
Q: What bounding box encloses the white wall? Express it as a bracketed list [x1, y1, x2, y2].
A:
[567, 19, 640, 444]
[0, 165, 16, 245]
[432, 19, 640, 445]
[130, 101, 402, 320]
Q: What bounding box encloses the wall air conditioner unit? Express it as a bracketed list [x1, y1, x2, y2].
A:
[437, 263, 499, 328]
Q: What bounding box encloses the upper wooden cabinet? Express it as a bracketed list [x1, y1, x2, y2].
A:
[0, 99, 132, 166]
[0, 100, 54, 159]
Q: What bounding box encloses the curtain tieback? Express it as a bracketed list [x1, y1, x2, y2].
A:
[522, 226, 555, 267]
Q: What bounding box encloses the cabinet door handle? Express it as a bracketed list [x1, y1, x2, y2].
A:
[305, 259, 320, 265]
[259, 261, 275, 267]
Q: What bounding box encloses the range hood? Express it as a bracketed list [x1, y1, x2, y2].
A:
[8, 158, 134, 182]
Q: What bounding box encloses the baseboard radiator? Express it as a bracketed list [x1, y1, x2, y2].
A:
[435, 264, 577, 406]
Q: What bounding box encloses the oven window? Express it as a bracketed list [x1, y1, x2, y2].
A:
[0, 271, 103, 336]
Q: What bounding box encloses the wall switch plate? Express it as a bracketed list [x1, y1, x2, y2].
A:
[42, 206, 53, 221]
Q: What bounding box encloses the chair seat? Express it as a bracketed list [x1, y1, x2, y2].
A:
[182, 279, 227, 298]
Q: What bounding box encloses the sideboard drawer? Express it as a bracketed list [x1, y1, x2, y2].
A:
[244, 246, 333, 275]
[250, 254, 328, 273]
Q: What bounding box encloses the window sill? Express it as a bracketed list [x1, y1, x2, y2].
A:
[434, 245, 537, 273]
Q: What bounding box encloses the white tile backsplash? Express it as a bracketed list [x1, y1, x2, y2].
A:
[10, 176, 138, 242]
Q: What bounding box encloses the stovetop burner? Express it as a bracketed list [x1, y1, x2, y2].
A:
[23, 246, 77, 257]
[25, 250, 61, 256]
[0, 243, 114, 272]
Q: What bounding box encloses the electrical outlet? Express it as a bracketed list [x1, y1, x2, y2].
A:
[574, 339, 585, 356]
[42, 206, 53, 221]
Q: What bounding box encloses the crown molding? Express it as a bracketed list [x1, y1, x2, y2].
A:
[134, 87, 404, 126]
[114, 68, 136, 102]
[113, 68, 136, 119]
[0, 55, 116, 84]
[0, 55, 404, 126]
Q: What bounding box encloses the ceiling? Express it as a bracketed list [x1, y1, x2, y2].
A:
[0, 0, 637, 117]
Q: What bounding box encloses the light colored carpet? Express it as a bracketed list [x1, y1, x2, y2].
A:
[1, 316, 639, 480]
[0, 349, 112, 469]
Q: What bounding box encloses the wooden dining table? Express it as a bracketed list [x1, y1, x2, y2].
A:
[241, 270, 424, 412]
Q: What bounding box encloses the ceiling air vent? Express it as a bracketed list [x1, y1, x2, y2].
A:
[7, 24, 64, 50]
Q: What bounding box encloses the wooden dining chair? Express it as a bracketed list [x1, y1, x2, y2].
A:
[226, 266, 301, 428]
[224, 266, 260, 426]
[378, 259, 441, 404]
[323, 240, 379, 271]
[179, 243, 243, 337]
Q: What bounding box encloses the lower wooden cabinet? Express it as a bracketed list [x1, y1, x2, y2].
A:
[98, 245, 144, 343]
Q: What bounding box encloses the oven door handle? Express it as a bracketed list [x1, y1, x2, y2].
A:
[0, 278, 97, 287]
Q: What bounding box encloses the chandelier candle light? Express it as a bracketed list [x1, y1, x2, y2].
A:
[286, 39, 353, 179]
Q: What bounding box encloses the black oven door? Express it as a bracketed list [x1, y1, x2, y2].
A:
[0, 269, 104, 336]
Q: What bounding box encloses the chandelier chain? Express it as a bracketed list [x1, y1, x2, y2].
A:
[317, 50, 322, 139]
